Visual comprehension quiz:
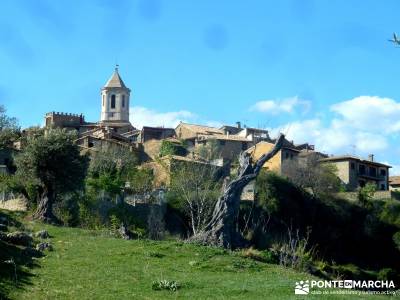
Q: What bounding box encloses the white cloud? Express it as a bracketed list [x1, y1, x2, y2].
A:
[273, 95, 399, 156]
[250, 96, 311, 114]
[330, 96, 400, 133]
[129, 106, 222, 130]
[130, 106, 195, 129]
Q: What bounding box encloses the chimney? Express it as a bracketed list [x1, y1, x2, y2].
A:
[368, 154, 374, 162]
[236, 121, 241, 129]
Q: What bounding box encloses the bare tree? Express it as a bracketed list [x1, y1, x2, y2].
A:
[169, 161, 221, 235]
[191, 134, 285, 249]
[285, 153, 341, 197]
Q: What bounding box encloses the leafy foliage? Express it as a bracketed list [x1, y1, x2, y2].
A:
[358, 182, 376, 207]
[252, 171, 400, 279]
[14, 128, 88, 213]
[0, 105, 20, 150]
[196, 139, 222, 161]
[86, 145, 138, 200]
[159, 140, 186, 157]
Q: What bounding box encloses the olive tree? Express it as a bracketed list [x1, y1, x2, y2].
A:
[15, 128, 88, 222]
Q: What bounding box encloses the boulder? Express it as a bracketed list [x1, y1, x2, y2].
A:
[35, 230, 50, 239]
[36, 242, 53, 252]
[23, 247, 42, 258]
[6, 231, 33, 246]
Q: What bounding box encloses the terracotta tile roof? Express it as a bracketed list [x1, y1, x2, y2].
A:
[198, 134, 250, 142]
[177, 122, 224, 135]
[389, 176, 400, 186]
[320, 155, 391, 168]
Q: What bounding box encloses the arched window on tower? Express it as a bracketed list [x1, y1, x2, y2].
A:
[122, 95, 125, 108]
[111, 95, 116, 109]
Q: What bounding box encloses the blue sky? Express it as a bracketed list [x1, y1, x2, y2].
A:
[1, 0, 400, 172]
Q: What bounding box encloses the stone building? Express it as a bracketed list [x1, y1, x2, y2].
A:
[389, 176, 400, 191]
[240, 138, 318, 201]
[45, 66, 134, 134]
[320, 155, 390, 191]
[44, 66, 138, 156]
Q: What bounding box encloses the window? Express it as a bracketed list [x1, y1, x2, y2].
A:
[285, 152, 289, 159]
[111, 95, 116, 109]
[359, 164, 366, 175]
[102, 95, 105, 107]
[122, 95, 125, 108]
[380, 184, 385, 191]
[380, 169, 386, 176]
[242, 142, 247, 150]
[350, 162, 355, 170]
[369, 167, 377, 177]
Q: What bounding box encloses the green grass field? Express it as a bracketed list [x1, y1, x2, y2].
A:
[0, 212, 397, 299]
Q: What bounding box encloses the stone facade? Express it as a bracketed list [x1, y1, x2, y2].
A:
[320, 156, 390, 191]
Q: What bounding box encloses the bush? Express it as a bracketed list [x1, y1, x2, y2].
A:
[239, 247, 278, 264]
[151, 279, 180, 291]
[159, 140, 186, 157]
[53, 194, 80, 226]
[358, 183, 376, 207]
[377, 268, 397, 281]
[393, 231, 400, 251]
[271, 228, 315, 272]
[147, 207, 165, 240]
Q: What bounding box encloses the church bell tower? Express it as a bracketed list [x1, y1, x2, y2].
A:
[100, 65, 131, 123]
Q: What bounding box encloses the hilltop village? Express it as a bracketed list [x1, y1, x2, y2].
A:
[2, 67, 397, 198]
[2, 68, 400, 300]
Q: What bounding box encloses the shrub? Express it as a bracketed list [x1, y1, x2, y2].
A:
[272, 228, 315, 272]
[377, 268, 397, 281]
[239, 247, 278, 264]
[358, 183, 376, 207]
[159, 140, 186, 157]
[151, 279, 181, 291]
[147, 207, 165, 240]
[393, 231, 400, 251]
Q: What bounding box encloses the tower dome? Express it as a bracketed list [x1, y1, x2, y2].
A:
[100, 65, 131, 123]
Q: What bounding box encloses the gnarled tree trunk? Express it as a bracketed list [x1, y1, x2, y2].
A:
[33, 187, 57, 223]
[191, 134, 285, 249]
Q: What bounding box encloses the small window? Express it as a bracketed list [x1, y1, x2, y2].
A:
[285, 152, 289, 159]
[350, 162, 355, 170]
[380, 184, 385, 190]
[122, 95, 125, 108]
[380, 169, 386, 176]
[359, 164, 366, 175]
[111, 95, 116, 109]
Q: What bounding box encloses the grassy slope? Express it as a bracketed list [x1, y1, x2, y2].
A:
[1, 219, 393, 299]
